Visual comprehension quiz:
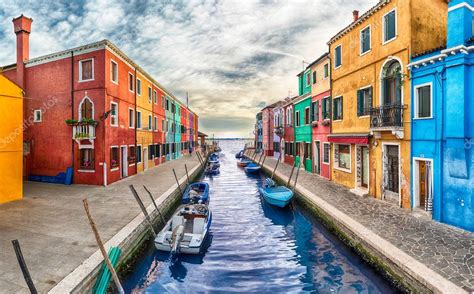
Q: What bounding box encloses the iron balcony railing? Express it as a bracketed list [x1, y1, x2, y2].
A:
[370, 104, 404, 128]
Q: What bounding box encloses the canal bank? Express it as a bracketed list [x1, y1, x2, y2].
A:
[245, 150, 473, 293]
[0, 152, 205, 293]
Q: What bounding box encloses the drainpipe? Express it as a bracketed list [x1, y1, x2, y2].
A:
[134, 68, 137, 175]
[71, 52, 75, 173]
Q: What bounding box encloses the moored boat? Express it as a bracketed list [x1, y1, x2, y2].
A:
[237, 159, 252, 167]
[209, 153, 219, 163]
[235, 150, 244, 159]
[204, 163, 220, 175]
[182, 182, 210, 204]
[259, 179, 294, 208]
[244, 163, 261, 173]
[154, 204, 212, 255]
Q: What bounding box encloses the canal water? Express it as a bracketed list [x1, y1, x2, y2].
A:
[123, 140, 397, 293]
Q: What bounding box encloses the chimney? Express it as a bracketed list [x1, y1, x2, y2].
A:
[12, 14, 33, 88]
[353, 10, 359, 22]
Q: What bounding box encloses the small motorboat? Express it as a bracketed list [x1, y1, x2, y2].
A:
[237, 159, 252, 167]
[154, 204, 212, 255]
[182, 182, 210, 204]
[235, 150, 244, 159]
[209, 153, 219, 163]
[244, 163, 261, 173]
[259, 178, 294, 208]
[204, 162, 220, 175]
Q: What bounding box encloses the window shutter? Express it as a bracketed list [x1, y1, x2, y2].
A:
[368, 87, 373, 112]
[322, 99, 326, 118]
[357, 90, 363, 116]
[315, 100, 319, 121]
[340, 97, 343, 120]
[333, 100, 337, 120]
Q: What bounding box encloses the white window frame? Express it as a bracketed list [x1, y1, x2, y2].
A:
[78, 96, 94, 121]
[136, 144, 143, 165]
[334, 45, 342, 69]
[334, 143, 351, 173]
[148, 114, 152, 130]
[136, 78, 142, 96]
[304, 70, 311, 87]
[79, 58, 94, 82]
[322, 142, 331, 165]
[128, 108, 134, 129]
[162, 95, 165, 108]
[110, 102, 118, 127]
[412, 157, 434, 209]
[333, 95, 343, 121]
[360, 25, 372, 56]
[128, 145, 136, 166]
[295, 110, 301, 127]
[128, 72, 134, 92]
[154, 116, 158, 131]
[382, 8, 398, 45]
[323, 63, 329, 79]
[33, 109, 42, 122]
[110, 60, 118, 84]
[110, 145, 119, 171]
[153, 90, 158, 104]
[414, 82, 433, 119]
[136, 111, 142, 129]
[304, 106, 310, 125]
[148, 86, 152, 103]
[358, 85, 373, 118]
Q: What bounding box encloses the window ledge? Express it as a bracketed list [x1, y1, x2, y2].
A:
[78, 79, 95, 83]
[334, 166, 352, 173]
[78, 169, 95, 173]
[360, 49, 372, 57]
[382, 36, 397, 46]
[110, 167, 119, 172]
[413, 116, 433, 120]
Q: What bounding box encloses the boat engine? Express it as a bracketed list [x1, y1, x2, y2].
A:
[170, 224, 185, 255]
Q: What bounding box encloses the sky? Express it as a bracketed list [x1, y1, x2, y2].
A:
[0, 0, 374, 138]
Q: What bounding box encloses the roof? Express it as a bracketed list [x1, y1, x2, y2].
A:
[412, 45, 447, 59]
[198, 131, 208, 137]
[328, 0, 391, 45]
[297, 52, 329, 76]
[261, 100, 285, 111]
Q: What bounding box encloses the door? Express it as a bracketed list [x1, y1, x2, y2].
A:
[386, 145, 399, 193]
[361, 146, 369, 188]
[144, 148, 148, 170]
[314, 141, 321, 175]
[121, 146, 128, 178]
[419, 161, 427, 207]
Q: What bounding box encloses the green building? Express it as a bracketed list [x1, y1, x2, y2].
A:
[294, 68, 313, 172]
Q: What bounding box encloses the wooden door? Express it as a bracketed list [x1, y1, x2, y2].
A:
[419, 161, 426, 207]
[361, 146, 369, 188]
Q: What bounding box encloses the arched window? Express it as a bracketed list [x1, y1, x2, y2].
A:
[79, 96, 94, 121]
[381, 60, 402, 106]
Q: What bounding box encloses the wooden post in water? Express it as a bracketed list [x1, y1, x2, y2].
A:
[293, 161, 301, 192]
[129, 185, 157, 237]
[11, 240, 37, 294]
[195, 151, 202, 164]
[257, 152, 263, 164]
[185, 164, 190, 184]
[271, 153, 281, 180]
[172, 168, 184, 196]
[143, 185, 166, 225]
[83, 199, 125, 294]
[287, 164, 296, 187]
[261, 155, 267, 167]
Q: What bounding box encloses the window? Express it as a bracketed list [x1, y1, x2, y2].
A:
[128, 108, 134, 128]
[111, 60, 118, 83]
[129, 146, 136, 164]
[79, 59, 94, 81]
[155, 144, 160, 157]
[415, 84, 432, 119]
[136, 145, 142, 164]
[305, 72, 311, 86]
[79, 97, 93, 120]
[312, 71, 317, 84]
[304, 107, 310, 125]
[148, 115, 152, 130]
[110, 102, 118, 126]
[333, 96, 343, 120]
[136, 79, 142, 95]
[322, 97, 331, 120]
[33, 109, 42, 122]
[295, 111, 300, 127]
[334, 45, 342, 68]
[383, 9, 397, 43]
[324, 64, 329, 78]
[357, 87, 372, 117]
[311, 101, 319, 122]
[110, 147, 119, 169]
[360, 26, 371, 54]
[153, 90, 157, 104]
[148, 145, 154, 160]
[136, 111, 142, 129]
[162, 95, 165, 108]
[166, 98, 169, 111]
[323, 143, 330, 164]
[162, 119, 165, 131]
[148, 87, 152, 103]
[304, 142, 312, 160]
[335, 144, 351, 171]
[286, 108, 292, 125]
[79, 149, 94, 170]
[382, 60, 402, 105]
[154, 116, 158, 131]
[128, 73, 134, 92]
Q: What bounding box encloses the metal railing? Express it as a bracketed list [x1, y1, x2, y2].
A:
[370, 104, 404, 128]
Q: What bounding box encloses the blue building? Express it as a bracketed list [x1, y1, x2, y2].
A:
[409, 0, 474, 231]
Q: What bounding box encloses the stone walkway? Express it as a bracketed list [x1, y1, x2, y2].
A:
[257, 155, 474, 292]
[0, 154, 201, 293]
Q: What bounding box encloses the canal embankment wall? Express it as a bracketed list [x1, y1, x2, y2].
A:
[48, 154, 207, 293]
[245, 151, 467, 294]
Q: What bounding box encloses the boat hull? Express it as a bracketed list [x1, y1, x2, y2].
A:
[259, 187, 294, 208]
[244, 167, 261, 173]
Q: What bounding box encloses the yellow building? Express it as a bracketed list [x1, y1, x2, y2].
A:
[0, 73, 23, 204]
[136, 71, 155, 172]
[328, 0, 447, 208]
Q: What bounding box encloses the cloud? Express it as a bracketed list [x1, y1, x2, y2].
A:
[0, 0, 375, 138]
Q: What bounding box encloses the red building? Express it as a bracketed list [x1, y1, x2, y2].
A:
[2, 15, 196, 186]
[152, 86, 166, 166]
[282, 97, 296, 166]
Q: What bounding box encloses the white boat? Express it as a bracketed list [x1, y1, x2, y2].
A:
[154, 204, 212, 255]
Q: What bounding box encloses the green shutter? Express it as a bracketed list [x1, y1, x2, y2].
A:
[315, 100, 319, 121]
[333, 99, 337, 120]
[357, 90, 363, 116]
[322, 99, 326, 118]
[340, 97, 343, 120]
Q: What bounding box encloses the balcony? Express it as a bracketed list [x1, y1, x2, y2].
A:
[369, 104, 404, 138]
[73, 124, 96, 148]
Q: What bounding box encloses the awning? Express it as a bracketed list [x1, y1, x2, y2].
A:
[327, 133, 370, 145]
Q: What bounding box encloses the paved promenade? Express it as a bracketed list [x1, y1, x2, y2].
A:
[254, 154, 474, 292]
[0, 154, 201, 293]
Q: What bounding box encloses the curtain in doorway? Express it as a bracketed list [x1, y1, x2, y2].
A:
[425, 162, 433, 212]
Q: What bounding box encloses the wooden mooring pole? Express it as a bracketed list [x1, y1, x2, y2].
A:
[143, 185, 166, 225]
[257, 152, 264, 164]
[83, 199, 125, 294]
[260, 155, 267, 167]
[11, 239, 37, 294]
[271, 153, 281, 180]
[185, 164, 190, 184]
[172, 168, 183, 196]
[129, 185, 157, 237]
[287, 164, 296, 187]
[293, 161, 301, 192]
